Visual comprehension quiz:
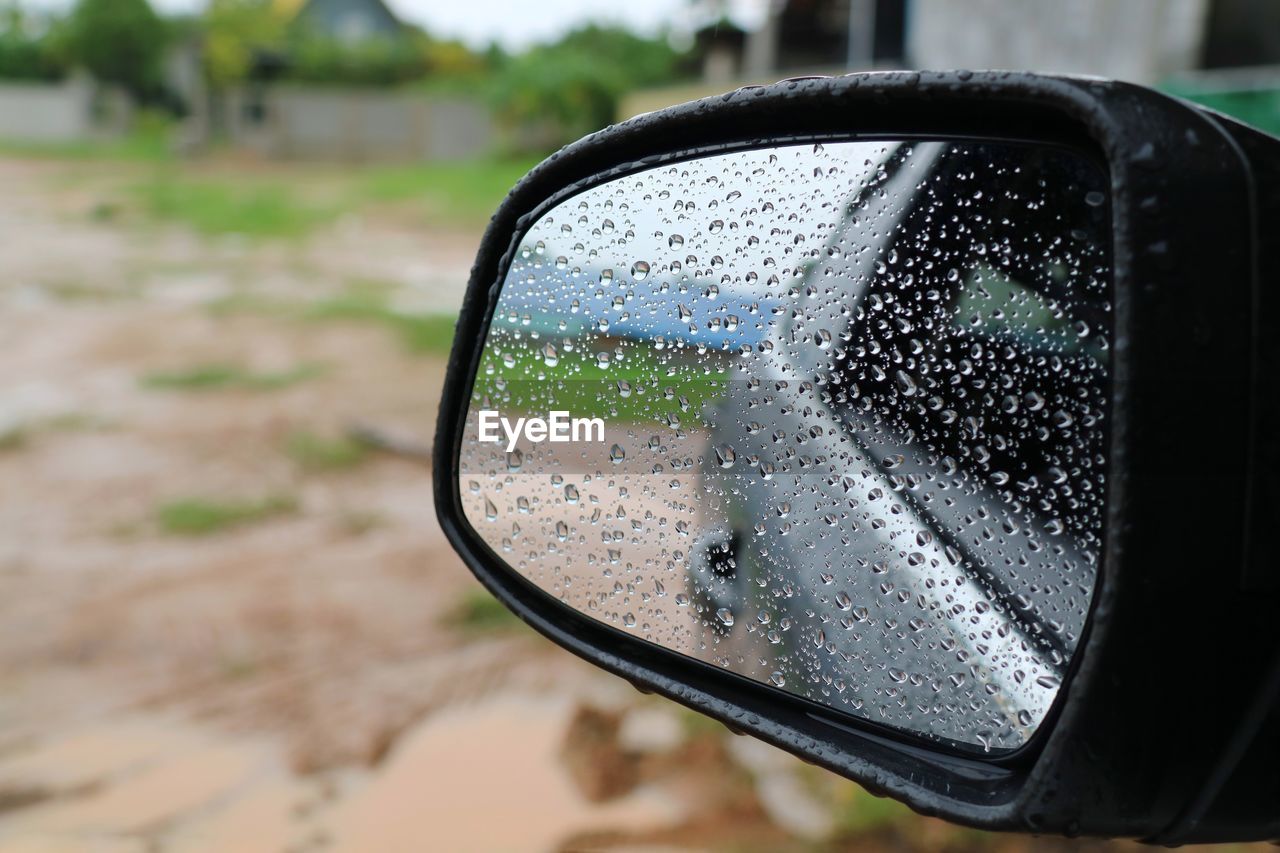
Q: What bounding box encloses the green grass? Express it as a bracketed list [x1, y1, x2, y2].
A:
[286, 430, 370, 471]
[134, 174, 336, 239]
[140, 363, 325, 391]
[0, 115, 174, 163]
[445, 587, 523, 634]
[206, 282, 459, 357]
[304, 286, 457, 356]
[0, 427, 28, 453]
[0, 413, 111, 453]
[359, 158, 536, 224]
[127, 156, 533, 239]
[473, 336, 727, 424]
[205, 292, 296, 318]
[0, 123, 528, 238]
[157, 495, 298, 536]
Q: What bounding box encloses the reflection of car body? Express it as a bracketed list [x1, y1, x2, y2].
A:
[691, 141, 1111, 751]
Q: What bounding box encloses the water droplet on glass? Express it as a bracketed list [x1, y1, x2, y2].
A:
[714, 444, 736, 468]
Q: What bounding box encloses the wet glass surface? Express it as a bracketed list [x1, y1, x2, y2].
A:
[459, 140, 1111, 752]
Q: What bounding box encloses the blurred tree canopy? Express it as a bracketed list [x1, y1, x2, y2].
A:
[488, 25, 688, 148]
[0, 0, 689, 152]
[200, 0, 487, 89]
[62, 0, 168, 97]
[202, 0, 286, 87]
[286, 28, 427, 86]
[0, 5, 66, 81]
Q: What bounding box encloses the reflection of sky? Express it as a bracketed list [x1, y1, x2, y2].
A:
[499, 141, 898, 350]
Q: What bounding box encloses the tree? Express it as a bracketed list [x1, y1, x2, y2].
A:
[62, 0, 167, 96]
[0, 4, 68, 82]
[489, 25, 688, 150]
[202, 0, 286, 88]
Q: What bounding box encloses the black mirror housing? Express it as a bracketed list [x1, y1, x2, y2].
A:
[435, 71, 1280, 843]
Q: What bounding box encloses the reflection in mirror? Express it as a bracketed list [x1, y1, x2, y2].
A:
[459, 140, 1111, 752]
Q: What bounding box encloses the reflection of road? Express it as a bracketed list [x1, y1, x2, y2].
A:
[462, 425, 721, 662]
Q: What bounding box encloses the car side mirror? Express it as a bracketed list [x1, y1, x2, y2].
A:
[435, 72, 1280, 843]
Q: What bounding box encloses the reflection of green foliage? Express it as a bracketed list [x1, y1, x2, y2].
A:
[157, 495, 297, 535]
[141, 363, 325, 391]
[473, 334, 726, 425]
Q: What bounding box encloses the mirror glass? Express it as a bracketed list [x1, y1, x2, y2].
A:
[458, 139, 1111, 752]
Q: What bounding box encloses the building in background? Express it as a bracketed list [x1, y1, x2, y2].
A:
[292, 0, 404, 45]
[626, 0, 1280, 132]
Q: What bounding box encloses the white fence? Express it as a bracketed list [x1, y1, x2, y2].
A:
[225, 86, 494, 162]
[0, 75, 125, 144]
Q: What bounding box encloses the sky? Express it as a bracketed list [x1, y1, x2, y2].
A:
[377, 0, 690, 49]
[22, 0, 777, 51]
[25, 0, 701, 50]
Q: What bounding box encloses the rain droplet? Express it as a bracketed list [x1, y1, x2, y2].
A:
[714, 444, 736, 468]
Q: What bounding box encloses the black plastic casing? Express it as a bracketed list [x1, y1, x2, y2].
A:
[434, 72, 1280, 842]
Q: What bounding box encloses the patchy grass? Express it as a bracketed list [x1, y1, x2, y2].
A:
[472, 337, 728, 424]
[333, 510, 385, 536]
[205, 280, 458, 356]
[359, 158, 536, 226]
[0, 427, 28, 453]
[205, 291, 295, 318]
[127, 157, 532, 238]
[0, 413, 112, 453]
[305, 286, 457, 356]
[141, 363, 325, 391]
[0, 116, 174, 163]
[133, 174, 336, 239]
[445, 587, 523, 634]
[157, 495, 299, 536]
[286, 430, 370, 471]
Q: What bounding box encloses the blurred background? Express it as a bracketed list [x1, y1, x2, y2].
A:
[0, 0, 1274, 850]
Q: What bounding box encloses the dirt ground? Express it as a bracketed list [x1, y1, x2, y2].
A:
[0, 154, 820, 853]
[0, 155, 1254, 853]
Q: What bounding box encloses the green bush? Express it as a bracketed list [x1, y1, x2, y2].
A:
[62, 0, 168, 97]
[0, 6, 67, 82]
[285, 31, 427, 86]
[489, 25, 689, 150]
